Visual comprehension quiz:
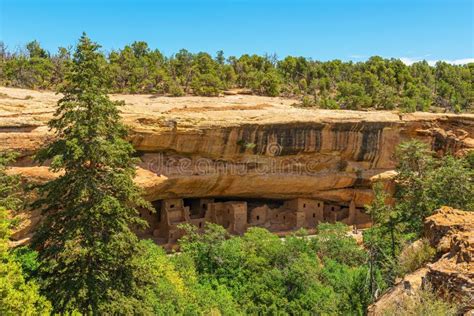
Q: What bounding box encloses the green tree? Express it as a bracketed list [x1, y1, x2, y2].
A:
[169, 49, 195, 93]
[26, 40, 49, 59]
[337, 81, 372, 109]
[0, 208, 52, 315]
[50, 47, 72, 88]
[319, 96, 339, 109]
[0, 152, 51, 315]
[364, 183, 402, 289]
[311, 222, 367, 266]
[364, 141, 473, 293]
[393, 141, 435, 233]
[320, 259, 372, 315]
[426, 155, 474, 211]
[178, 224, 372, 314]
[2, 39, 473, 111]
[394, 141, 473, 235]
[190, 52, 223, 96]
[32, 34, 152, 314]
[365, 183, 399, 258]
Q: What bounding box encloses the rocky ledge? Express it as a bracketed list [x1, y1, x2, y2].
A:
[1, 86, 472, 204]
[425, 207, 473, 312]
[369, 207, 474, 315]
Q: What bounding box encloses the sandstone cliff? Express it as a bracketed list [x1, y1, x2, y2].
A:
[1, 86, 472, 206]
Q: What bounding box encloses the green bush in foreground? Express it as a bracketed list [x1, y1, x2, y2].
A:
[0, 153, 51, 315]
[177, 223, 374, 315]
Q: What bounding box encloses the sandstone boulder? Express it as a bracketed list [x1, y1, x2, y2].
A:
[369, 207, 474, 315]
[425, 207, 474, 313]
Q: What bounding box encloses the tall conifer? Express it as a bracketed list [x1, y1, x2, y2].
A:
[33, 33, 151, 314]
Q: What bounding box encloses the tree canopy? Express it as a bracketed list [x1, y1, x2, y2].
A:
[1, 40, 472, 112]
[364, 140, 473, 289]
[31, 34, 154, 314]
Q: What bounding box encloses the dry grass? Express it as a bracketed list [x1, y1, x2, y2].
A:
[382, 285, 457, 316]
[398, 239, 436, 275]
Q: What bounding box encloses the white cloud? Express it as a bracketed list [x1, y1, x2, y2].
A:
[400, 57, 474, 66]
[349, 54, 367, 59]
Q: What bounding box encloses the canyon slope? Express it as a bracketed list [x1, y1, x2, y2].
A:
[369, 207, 473, 315]
[1, 86, 473, 206]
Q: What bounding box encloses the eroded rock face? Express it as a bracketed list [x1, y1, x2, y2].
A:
[425, 206, 474, 253]
[1, 87, 473, 241]
[424, 207, 474, 312]
[369, 207, 474, 315]
[2, 87, 472, 205]
[367, 267, 430, 316]
[4, 88, 474, 207]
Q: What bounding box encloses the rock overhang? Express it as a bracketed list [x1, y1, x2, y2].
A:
[0, 86, 473, 205]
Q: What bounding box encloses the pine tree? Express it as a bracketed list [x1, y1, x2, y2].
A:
[32, 34, 152, 314]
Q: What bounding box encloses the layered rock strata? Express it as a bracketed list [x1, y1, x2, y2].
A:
[1, 87, 473, 242]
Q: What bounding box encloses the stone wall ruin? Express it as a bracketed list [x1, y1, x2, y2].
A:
[137, 197, 372, 245]
[3, 89, 472, 247]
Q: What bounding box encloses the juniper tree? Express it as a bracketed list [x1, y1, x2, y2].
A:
[394, 140, 473, 234]
[32, 34, 152, 314]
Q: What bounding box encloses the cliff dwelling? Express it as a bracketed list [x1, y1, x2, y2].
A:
[1, 87, 473, 246]
[136, 197, 372, 245]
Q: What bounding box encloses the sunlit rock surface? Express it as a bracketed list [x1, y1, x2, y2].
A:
[369, 207, 474, 315]
[1, 86, 472, 204]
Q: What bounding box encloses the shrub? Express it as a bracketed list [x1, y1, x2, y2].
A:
[400, 97, 417, 113]
[11, 246, 40, 279]
[191, 73, 223, 96]
[311, 223, 367, 267]
[398, 239, 436, 275]
[319, 97, 339, 109]
[165, 79, 185, 96]
[299, 95, 317, 107]
[381, 286, 457, 316]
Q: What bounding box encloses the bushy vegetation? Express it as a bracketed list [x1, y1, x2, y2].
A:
[364, 140, 473, 288]
[397, 239, 436, 275]
[1, 40, 473, 112]
[175, 223, 375, 315]
[381, 285, 457, 316]
[393, 141, 474, 233]
[0, 153, 51, 314]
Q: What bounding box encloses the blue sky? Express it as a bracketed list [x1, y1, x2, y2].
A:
[1, 0, 473, 63]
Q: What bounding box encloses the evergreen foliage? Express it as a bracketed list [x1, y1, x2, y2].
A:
[394, 141, 474, 234]
[31, 33, 153, 314]
[364, 140, 473, 290]
[1, 40, 472, 112]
